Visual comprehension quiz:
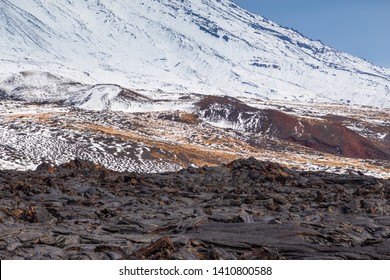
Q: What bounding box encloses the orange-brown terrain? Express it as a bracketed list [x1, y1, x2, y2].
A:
[1, 94, 390, 177]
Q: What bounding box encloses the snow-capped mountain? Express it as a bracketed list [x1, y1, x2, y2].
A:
[1, 0, 390, 107]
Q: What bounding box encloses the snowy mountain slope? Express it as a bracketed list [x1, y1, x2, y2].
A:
[1, 0, 390, 107]
[0, 71, 195, 112]
[0, 71, 153, 110]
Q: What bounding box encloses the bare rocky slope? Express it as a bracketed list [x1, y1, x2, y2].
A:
[196, 96, 390, 160]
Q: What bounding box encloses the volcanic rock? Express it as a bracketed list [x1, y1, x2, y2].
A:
[1, 157, 390, 259]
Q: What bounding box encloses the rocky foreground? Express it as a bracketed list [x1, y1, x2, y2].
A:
[1, 157, 390, 260]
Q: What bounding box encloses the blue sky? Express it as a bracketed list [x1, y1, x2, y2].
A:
[231, 0, 390, 68]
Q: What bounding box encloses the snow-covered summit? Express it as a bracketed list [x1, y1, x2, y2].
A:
[1, 0, 390, 107]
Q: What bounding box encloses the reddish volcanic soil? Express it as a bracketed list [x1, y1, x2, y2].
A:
[197, 96, 390, 161]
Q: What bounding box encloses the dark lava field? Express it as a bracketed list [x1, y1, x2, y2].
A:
[1, 157, 390, 260]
